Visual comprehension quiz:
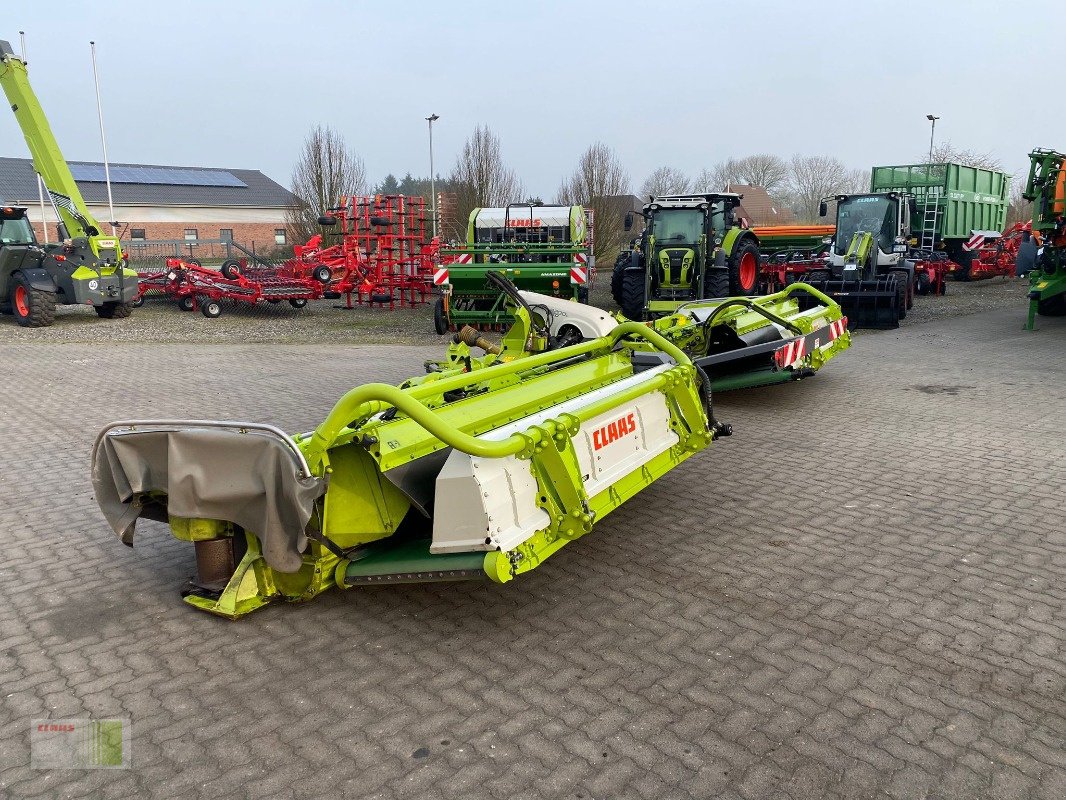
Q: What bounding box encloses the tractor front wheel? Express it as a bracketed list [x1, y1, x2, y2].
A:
[620, 269, 646, 321]
[610, 252, 628, 306]
[728, 240, 760, 295]
[433, 296, 449, 334]
[9, 273, 56, 328]
[705, 268, 729, 298]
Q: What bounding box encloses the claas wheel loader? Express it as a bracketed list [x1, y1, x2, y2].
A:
[91, 282, 722, 619]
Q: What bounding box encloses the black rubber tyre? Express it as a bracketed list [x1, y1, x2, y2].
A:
[131, 295, 145, 308]
[915, 272, 931, 296]
[938, 278, 947, 296]
[805, 269, 830, 284]
[727, 239, 760, 295]
[200, 298, 222, 318]
[895, 278, 907, 320]
[220, 259, 241, 280]
[953, 250, 973, 281]
[1037, 293, 1066, 316]
[312, 265, 332, 283]
[433, 296, 448, 334]
[267, 298, 282, 304]
[610, 252, 628, 307]
[289, 298, 307, 309]
[9, 273, 56, 328]
[189, 258, 202, 267]
[178, 296, 195, 312]
[705, 268, 730, 298]
[620, 269, 646, 320]
[95, 301, 133, 319]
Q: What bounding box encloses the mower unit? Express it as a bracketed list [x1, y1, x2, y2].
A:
[91, 301, 715, 618]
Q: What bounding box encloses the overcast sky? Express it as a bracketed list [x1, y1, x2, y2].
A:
[2, 0, 1061, 199]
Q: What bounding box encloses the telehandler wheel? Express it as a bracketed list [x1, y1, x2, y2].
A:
[200, 298, 222, 318]
[620, 269, 646, 321]
[895, 278, 907, 320]
[433, 296, 448, 335]
[289, 298, 308, 309]
[728, 240, 760, 295]
[9, 273, 56, 328]
[220, 260, 241, 280]
[95, 301, 133, 319]
[178, 296, 195, 312]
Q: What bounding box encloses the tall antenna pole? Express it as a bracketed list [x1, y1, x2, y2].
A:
[36, 174, 49, 244]
[90, 40, 116, 235]
[426, 114, 439, 239]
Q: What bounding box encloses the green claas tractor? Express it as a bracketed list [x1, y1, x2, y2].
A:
[0, 40, 138, 326]
[612, 194, 761, 320]
[1022, 148, 1066, 329]
[90, 273, 851, 619]
[435, 204, 592, 333]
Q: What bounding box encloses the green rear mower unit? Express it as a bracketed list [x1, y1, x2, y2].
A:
[435, 204, 592, 333]
[92, 285, 718, 618]
[611, 194, 762, 321]
[1022, 148, 1066, 329]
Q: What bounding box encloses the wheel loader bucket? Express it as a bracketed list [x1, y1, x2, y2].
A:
[801, 275, 900, 329]
[91, 322, 714, 618]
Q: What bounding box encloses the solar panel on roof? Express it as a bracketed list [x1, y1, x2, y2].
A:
[68, 164, 247, 187]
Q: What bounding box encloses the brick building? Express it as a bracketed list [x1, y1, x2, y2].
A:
[0, 157, 295, 253]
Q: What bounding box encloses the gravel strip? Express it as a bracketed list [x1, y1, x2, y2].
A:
[0, 275, 1030, 346]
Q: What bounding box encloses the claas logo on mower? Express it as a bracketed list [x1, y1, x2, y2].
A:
[593, 412, 638, 451]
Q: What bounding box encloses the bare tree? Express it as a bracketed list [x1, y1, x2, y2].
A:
[842, 167, 871, 194]
[783, 154, 850, 222]
[692, 154, 789, 195]
[639, 166, 690, 198]
[447, 125, 522, 240]
[286, 125, 367, 246]
[1006, 181, 1032, 227]
[557, 142, 631, 264]
[924, 142, 1003, 171]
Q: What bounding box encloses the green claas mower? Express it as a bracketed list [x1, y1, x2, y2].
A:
[1022, 148, 1066, 329]
[91, 274, 849, 618]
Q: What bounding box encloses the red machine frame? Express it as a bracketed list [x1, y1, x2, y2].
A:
[963, 222, 1033, 281]
[284, 194, 438, 309]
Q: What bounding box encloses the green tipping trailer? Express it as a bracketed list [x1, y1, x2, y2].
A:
[871, 163, 1010, 277]
[435, 204, 592, 333]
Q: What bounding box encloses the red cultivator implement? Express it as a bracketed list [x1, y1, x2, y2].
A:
[961, 222, 1031, 281]
[134, 258, 324, 318]
[285, 194, 437, 309]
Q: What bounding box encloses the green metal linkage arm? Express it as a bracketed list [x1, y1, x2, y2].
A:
[302, 322, 693, 470]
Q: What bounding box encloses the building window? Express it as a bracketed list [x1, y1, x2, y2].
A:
[184, 228, 198, 241]
[219, 228, 233, 242]
[130, 228, 146, 241]
[274, 228, 287, 245]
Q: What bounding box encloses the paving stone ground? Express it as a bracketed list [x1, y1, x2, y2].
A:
[0, 307, 1063, 799]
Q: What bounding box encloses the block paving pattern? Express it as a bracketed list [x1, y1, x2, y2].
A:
[0, 308, 1063, 798]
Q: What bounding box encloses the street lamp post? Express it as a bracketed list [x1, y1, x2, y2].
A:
[926, 114, 939, 165]
[426, 114, 440, 239]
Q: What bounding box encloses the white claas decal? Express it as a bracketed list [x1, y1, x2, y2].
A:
[592, 412, 638, 451]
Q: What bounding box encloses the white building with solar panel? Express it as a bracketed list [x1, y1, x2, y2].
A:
[0, 157, 296, 260]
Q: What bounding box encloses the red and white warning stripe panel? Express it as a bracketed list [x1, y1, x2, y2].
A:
[570, 253, 589, 284]
[774, 337, 807, 369]
[962, 233, 985, 252]
[455, 253, 473, 264]
[433, 267, 449, 286]
[827, 317, 847, 340]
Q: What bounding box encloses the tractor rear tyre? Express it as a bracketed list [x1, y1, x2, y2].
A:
[1037, 293, 1066, 316]
[9, 273, 56, 328]
[620, 270, 646, 321]
[433, 296, 449, 334]
[728, 240, 760, 295]
[220, 259, 241, 280]
[200, 298, 222, 318]
[95, 301, 133, 319]
[610, 252, 628, 307]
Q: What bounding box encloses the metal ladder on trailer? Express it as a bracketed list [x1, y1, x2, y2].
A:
[920, 191, 942, 252]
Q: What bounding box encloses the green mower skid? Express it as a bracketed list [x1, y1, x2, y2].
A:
[92, 322, 714, 618]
